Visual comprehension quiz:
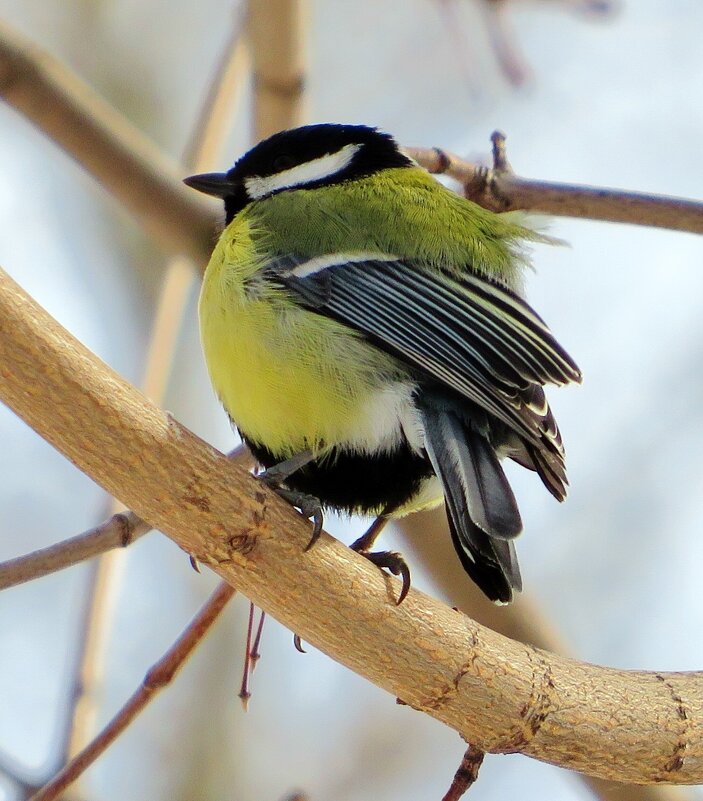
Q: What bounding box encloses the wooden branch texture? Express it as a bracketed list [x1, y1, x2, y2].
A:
[248, 0, 307, 140]
[398, 510, 693, 801]
[1, 267, 703, 785]
[0, 511, 149, 590]
[406, 145, 703, 234]
[0, 20, 215, 264]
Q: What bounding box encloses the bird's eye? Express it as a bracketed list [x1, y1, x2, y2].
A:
[272, 153, 295, 172]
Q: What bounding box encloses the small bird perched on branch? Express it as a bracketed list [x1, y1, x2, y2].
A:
[185, 124, 581, 604]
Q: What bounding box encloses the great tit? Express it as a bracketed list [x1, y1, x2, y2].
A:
[185, 123, 581, 604]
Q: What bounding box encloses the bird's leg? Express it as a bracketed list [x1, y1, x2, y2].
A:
[350, 515, 412, 605]
[349, 515, 389, 552]
[258, 449, 315, 483]
[257, 450, 323, 549]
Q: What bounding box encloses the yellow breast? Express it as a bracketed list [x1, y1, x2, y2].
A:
[198, 216, 408, 457]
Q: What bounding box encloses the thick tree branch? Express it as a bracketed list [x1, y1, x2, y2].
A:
[1, 268, 703, 785]
[61, 12, 252, 773]
[398, 509, 693, 801]
[0, 450, 252, 589]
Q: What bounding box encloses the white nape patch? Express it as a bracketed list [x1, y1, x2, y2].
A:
[286, 252, 399, 279]
[244, 143, 361, 199]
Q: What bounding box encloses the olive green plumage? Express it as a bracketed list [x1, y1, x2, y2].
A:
[250, 167, 541, 282]
[186, 123, 581, 603]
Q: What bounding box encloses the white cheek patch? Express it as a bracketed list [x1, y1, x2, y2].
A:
[244, 143, 361, 199]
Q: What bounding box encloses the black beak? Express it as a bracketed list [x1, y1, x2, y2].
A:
[183, 172, 236, 198]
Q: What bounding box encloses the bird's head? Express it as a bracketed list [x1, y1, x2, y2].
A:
[184, 123, 412, 222]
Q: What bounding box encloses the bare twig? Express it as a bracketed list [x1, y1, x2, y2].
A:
[477, 0, 616, 86]
[181, 6, 249, 168]
[0, 20, 214, 263]
[247, 0, 307, 139]
[441, 744, 485, 801]
[1, 19, 700, 252]
[0, 747, 41, 797]
[0, 450, 252, 590]
[480, 0, 530, 85]
[61, 10, 251, 774]
[3, 269, 703, 785]
[29, 581, 236, 801]
[406, 137, 703, 234]
[64, 523, 126, 768]
[239, 601, 255, 709]
[0, 512, 149, 591]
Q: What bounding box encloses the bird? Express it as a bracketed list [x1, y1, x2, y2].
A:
[184, 123, 581, 604]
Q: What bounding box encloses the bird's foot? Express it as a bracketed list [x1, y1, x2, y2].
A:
[355, 549, 411, 605]
[258, 479, 324, 551]
[257, 451, 322, 549]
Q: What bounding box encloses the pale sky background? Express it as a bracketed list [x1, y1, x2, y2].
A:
[1, 1, 703, 800]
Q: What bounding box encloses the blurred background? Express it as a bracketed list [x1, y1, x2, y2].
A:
[1, 1, 703, 800]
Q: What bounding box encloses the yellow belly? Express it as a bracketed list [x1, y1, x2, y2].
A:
[198, 221, 408, 457]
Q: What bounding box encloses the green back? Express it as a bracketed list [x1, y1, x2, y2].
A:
[245, 166, 543, 285]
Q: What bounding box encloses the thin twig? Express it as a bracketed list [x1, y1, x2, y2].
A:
[63, 521, 127, 767]
[0, 512, 149, 591]
[182, 7, 249, 167]
[29, 581, 236, 801]
[406, 137, 703, 234]
[248, 0, 307, 139]
[62, 10, 251, 772]
[441, 744, 485, 801]
[249, 609, 266, 670]
[1, 18, 700, 251]
[0, 747, 42, 797]
[239, 601, 255, 710]
[0, 450, 253, 591]
[477, 0, 616, 86]
[480, 0, 530, 85]
[0, 20, 214, 263]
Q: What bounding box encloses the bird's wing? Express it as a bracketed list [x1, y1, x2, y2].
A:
[268, 253, 581, 449]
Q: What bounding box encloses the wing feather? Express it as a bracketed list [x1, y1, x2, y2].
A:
[270, 253, 580, 454]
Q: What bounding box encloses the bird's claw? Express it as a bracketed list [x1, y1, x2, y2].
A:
[257, 475, 324, 550]
[357, 549, 412, 605]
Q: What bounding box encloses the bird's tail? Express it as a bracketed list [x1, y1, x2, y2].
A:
[418, 397, 523, 603]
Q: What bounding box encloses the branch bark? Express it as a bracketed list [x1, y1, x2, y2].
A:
[0, 449, 253, 589]
[0, 20, 214, 264]
[1, 267, 703, 785]
[406, 141, 703, 234]
[1, 17, 701, 267]
[0, 512, 149, 590]
[248, 0, 307, 140]
[398, 508, 693, 801]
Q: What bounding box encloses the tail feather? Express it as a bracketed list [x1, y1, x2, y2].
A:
[445, 507, 522, 604]
[419, 397, 523, 603]
[464, 426, 523, 539]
